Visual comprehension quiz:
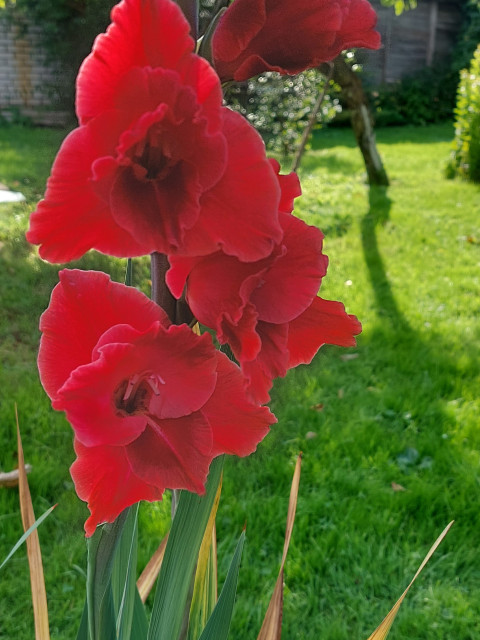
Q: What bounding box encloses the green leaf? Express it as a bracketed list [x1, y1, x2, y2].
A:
[112, 504, 144, 640]
[131, 588, 149, 639]
[147, 456, 224, 640]
[77, 576, 147, 640]
[187, 476, 223, 640]
[75, 603, 88, 640]
[124, 259, 133, 287]
[0, 505, 56, 571]
[198, 530, 245, 640]
[86, 507, 131, 640]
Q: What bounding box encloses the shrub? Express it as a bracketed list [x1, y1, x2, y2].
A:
[368, 66, 458, 127]
[453, 0, 480, 73]
[446, 45, 480, 183]
[225, 70, 341, 156]
[365, 1, 480, 129]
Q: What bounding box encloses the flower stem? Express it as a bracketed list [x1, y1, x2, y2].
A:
[150, 251, 194, 325]
[150, 252, 193, 522]
[150, 252, 177, 322]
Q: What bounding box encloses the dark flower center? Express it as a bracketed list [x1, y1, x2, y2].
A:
[130, 124, 181, 182]
[114, 372, 164, 416]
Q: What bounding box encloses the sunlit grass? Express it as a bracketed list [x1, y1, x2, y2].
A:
[0, 122, 479, 638]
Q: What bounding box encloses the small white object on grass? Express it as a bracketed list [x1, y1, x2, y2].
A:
[0, 190, 26, 203]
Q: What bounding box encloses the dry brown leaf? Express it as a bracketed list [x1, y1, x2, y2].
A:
[365, 521, 454, 640]
[16, 407, 50, 640]
[257, 454, 302, 640]
[0, 464, 32, 488]
[137, 532, 169, 603]
[391, 482, 406, 492]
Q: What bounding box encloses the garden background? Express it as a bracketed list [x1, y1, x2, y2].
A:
[1, 0, 480, 638]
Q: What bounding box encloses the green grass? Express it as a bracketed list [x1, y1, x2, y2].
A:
[1, 122, 479, 639]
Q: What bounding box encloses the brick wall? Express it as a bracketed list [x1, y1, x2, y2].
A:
[0, 19, 70, 126]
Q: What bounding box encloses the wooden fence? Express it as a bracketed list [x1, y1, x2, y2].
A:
[0, 1, 466, 125]
[363, 0, 463, 85]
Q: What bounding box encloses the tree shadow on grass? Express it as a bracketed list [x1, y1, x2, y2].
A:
[247, 184, 480, 639]
[299, 152, 360, 176]
[361, 186, 409, 331]
[310, 128, 357, 150]
[358, 185, 475, 465]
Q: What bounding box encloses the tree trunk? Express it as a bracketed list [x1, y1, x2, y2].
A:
[292, 64, 334, 172]
[323, 56, 389, 186]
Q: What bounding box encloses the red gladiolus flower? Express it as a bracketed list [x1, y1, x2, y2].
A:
[212, 0, 381, 82]
[167, 167, 361, 402]
[39, 270, 275, 535]
[26, 0, 281, 263]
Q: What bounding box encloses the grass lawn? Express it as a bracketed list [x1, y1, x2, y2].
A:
[0, 122, 479, 639]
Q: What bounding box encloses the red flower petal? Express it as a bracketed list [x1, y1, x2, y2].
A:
[31, 58, 283, 261]
[71, 438, 164, 536]
[333, 0, 382, 51]
[54, 341, 149, 448]
[203, 352, 275, 456]
[218, 302, 262, 362]
[181, 251, 265, 360]
[287, 296, 362, 368]
[26, 119, 147, 263]
[76, 0, 195, 124]
[251, 212, 328, 324]
[181, 109, 282, 261]
[146, 325, 218, 418]
[166, 255, 200, 299]
[54, 323, 218, 447]
[212, 0, 380, 82]
[40, 269, 278, 537]
[269, 159, 302, 214]
[126, 413, 213, 494]
[184, 251, 262, 330]
[90, 65, 228, 256]
[38, 270, 168, 400]
[242, 321, 289, 403]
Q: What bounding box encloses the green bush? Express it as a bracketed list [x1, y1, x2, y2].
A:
[453, 0, 480, 73]
[368, 66, 458, 127]
[225, 70, 341, 156]
[446, 45, 480, 183]
[366, 1, 480, 129]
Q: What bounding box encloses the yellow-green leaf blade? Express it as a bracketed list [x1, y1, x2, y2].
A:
[198, 530, 246, 640]
[16, 407, 51, 640]
[366, 521, 454, 640]
[187, 473, 222, 640]
[257, 454, 302, 640]
[147, 456, 224, 640]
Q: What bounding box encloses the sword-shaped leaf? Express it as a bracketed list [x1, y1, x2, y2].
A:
[365, 521, 454, 640]
[16, 407, 51, 640]
[257, 454, 302, 640]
